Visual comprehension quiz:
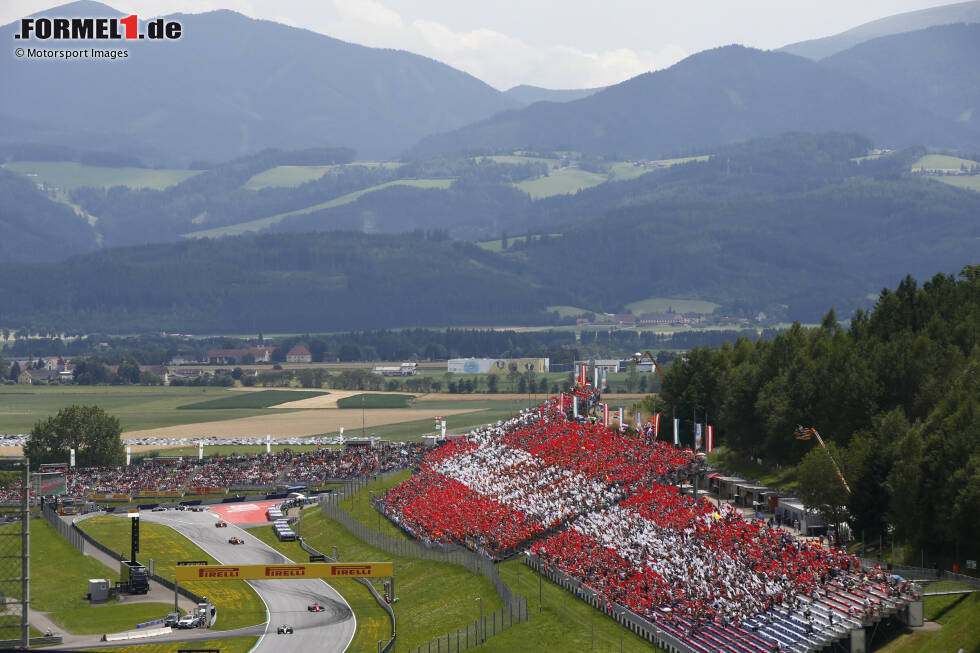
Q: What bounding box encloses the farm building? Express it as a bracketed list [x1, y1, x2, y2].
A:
[371, 362, 418, 377]
[285, 345, 312, 363]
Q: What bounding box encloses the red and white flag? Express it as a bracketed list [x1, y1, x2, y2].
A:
[653, 413, 661, 439]
[706, 425, 714, 452]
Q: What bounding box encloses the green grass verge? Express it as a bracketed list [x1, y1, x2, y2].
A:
[247, 521, 391, 653]
[77, 516, 265, 630]
[51, 602, 176, 635]
[489, 558, 662, 652]
[177, 390, 327, 410]
[292, 504, 505, 650]
[335, 394, 413, 409]
[85, 636, 259, 653]
[875, 591, 980, 652]
[624, 296, 720, 315]
[6, 520, 182, 635]
[0, 386, 282, 433]
[2, 161, 200, 190]
[183, 178, 453, 238]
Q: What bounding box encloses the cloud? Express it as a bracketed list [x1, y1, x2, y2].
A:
[324, 0, 687, 90]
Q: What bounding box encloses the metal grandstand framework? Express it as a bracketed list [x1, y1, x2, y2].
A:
[0, 456, 29, 649]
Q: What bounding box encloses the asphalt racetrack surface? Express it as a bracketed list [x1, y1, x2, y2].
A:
[141, 509, 355, 653]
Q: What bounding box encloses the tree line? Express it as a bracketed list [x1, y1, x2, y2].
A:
[655, 266, 980, 562]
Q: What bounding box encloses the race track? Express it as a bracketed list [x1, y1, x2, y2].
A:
[141, 509, 355, 653]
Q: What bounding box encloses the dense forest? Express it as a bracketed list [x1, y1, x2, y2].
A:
[656, 266, 980, 561]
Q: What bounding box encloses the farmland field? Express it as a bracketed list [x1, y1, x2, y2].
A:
[515, 167, 608, 198]
[242, 161, 404, 190]
[183, 178, 453, 238]
[0, 385, 281, 435]
[2, 161, 201, 190]
[934, 175, 980, 192]
[911, 154, 979, 172]
[178, 389, 328, 410]
[624, 296, 720, 315]
[476, 233, 562, 252]
[335, 393, 413, 409]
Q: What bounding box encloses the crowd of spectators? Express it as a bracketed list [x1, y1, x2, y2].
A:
[0, 444, 427, 502]
[378, 397, 701, 556]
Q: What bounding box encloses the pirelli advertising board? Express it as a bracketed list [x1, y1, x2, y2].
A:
[175, 563, 394, 582]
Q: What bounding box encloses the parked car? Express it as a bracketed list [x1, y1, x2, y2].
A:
[228, 537, 244, 545]
[277, 624, 293, 634]
[164, 611, 180, 627]
[308, 603, 324, 612]
[176, 615, 198, 629]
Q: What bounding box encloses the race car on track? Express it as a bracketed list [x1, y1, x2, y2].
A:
[308, 603, 324, 612]
[215, 521, 228, 527]
[228, 537, 244, 545]
[277, 624, 293, 634]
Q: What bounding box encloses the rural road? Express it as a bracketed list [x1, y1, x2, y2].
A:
[140, 509, 356, 653]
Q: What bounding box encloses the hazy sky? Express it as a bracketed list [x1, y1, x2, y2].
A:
[4, 0, 960, 89]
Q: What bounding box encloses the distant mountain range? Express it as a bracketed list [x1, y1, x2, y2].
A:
[0, 0, 519, 164]
[779, 0, 980, 60]
[2, 133, 978, 332]
[504, 85, 603, 105]
[408, 44, 980, 159]
[823, 23, 980, 132]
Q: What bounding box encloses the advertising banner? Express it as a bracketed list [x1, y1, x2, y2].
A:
[176, 562, 394, 582]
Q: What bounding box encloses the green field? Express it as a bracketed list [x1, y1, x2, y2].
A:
[2, 161, 201, 190]
[183, 178, 453, 238]
[876, 590, 980, 652]
[475, 233, 563, 252]
[86, 636, 258, 653]
[545, 304, 592, 318]
[242, 162, 404, 190]
[934, 175, 980, 193]
[0, 386, 282, 434]
[77, 516, 265, 630]
[336, 393, 413, 409]
[624, 296, 720, 315]
[515, 167, 608, 198]
[911, 154, 979, 172]
[177, 389, 327, 410]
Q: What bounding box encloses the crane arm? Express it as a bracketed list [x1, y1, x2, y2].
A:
[795, 426, 851, 494]
[634, 351, 666, 379]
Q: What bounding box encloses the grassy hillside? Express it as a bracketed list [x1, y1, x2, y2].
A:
[911, 154, 979, 172]
[243, 162, 404, 190]
[516, 167, 608, 199]
[183, 178, 453, 238]
[2, 161, 200, 190]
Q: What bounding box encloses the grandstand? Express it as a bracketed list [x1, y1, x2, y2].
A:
[379, 391, 921, 653]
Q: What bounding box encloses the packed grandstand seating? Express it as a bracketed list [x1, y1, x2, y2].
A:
[378, 390, 919, 653]
[0, 443, 428, 502]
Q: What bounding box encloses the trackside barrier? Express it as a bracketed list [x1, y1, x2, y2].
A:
[103, 626, 172, 641]
[42, 504, 85, 554]
[524, 554, 695, 653]
[298, 537, 397, 653]
[70, 514, 207, 607]
[321, 479, 529, 653]
[0, 636, 62, 647]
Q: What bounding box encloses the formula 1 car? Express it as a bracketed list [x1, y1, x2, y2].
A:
[308, 603, 324, 612]
[277, 624, 293, 634]
[228, 537, 244, 545]
[215, 521, 228, 527]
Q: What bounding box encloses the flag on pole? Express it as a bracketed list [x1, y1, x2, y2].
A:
[70, 448, 75, 467]
[198, 440, 204, 460]
[695, 423, 703, 451]
[601, 403, 609, 427]
[618, 408, 624, 432]
[266, 433, 271, 454]
[601, 369, 607, 392]
[126, 446, 131, 466]
[707, 425, 714, 452]
[673, 418, 679, 446]
[653, 413, 661, 439]
[636, 409, 641, 429]
[573, 395, 579, 418]
[594, 365, 599, 390]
